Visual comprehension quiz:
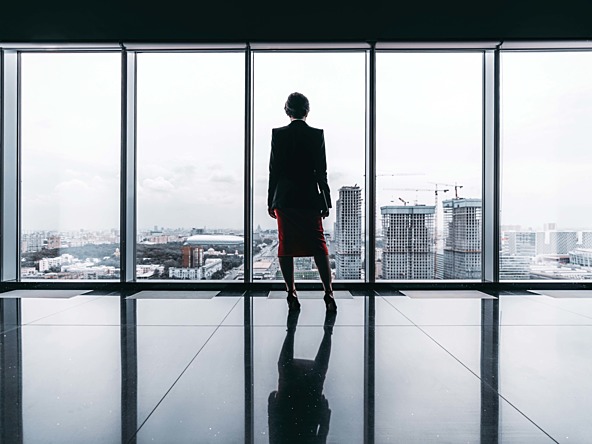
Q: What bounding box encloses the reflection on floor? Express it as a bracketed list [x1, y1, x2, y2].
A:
[1, 291, 591, 443]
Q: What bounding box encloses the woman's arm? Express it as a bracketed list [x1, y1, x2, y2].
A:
[314, 130, 332, 210]
[267, 129, 278, 218]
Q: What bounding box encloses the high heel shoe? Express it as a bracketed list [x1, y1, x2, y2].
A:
[286, 290, 301, 311]
[323, 291, 337, 312]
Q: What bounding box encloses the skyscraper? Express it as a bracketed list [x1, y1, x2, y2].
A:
[381, 205, 435, 279]
[549, 231, 578, 255]
[335, 186, 362, 279]
[503, 231, 536, 257]
[443, 198, 481, 279]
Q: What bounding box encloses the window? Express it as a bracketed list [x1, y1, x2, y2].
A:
[500, 51, 592, 280]
[376, 52, 483, 280]
[253, 52, 366, 281]
[20, 53, 121, 280]
[136, 53, 245, 281]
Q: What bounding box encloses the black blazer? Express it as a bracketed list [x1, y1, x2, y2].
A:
[267, 120, 332, 210]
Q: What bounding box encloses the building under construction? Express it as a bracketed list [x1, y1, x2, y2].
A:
[442, 198, 482, 279]
[381, 205, 435, 279]
[335, 186, 362, 279]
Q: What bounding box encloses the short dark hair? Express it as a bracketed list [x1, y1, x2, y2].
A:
[284, 92, 310, 119]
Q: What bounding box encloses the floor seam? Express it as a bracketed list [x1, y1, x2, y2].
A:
[129, 297, 242, 442]
[23, 296, 104, 326]
[380, 296, 560, 443]
[519, 296, 592, 321]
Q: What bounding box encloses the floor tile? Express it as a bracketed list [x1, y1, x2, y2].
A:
[135, 297, 241, 326]
[375, 297, 415, 326]
[268, 290, 353, 299]
[499, 296, 592, 325]
[375, 326, 554, 443]
[401, 289, 496, 299]
[379, 296, 485, 326]
[254, 324, 364, 444]
[134, 326, 244, 443]
[0, 289, 91, 298]
[20, 325, 121, 443]
[27, 296, 121, 325]
[128, 290, 219, 299]
[253, 296, 365, 326]
[498, 325, 592, 443]
[21, 296, 104, 325]
[134, 326, 218, 424]
[530, 290, 592, 298]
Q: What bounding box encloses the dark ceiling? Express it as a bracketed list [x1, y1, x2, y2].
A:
[1, 0, 592, 42]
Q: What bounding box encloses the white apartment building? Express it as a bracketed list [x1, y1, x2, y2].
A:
[442, 198, 481, 279]
[168, 258, 223, 280]
[502, 231, 536, 257]
[335, 186, 362, 279]
[381, 205, 435, 279]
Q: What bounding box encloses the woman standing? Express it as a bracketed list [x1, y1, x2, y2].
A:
[267, 92, 337, 312]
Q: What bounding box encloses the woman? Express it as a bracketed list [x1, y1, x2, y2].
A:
[267, 92, 337, 312]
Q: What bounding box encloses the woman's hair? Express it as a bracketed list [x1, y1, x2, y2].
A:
[284, 92, 310, 119]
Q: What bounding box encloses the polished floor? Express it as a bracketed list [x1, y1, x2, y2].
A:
[1, 291, 591, 443]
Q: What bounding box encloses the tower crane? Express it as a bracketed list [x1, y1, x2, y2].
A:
[431, 182, 463, 199]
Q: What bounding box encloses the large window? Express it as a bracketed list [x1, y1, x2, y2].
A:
[136, 53, 245, 281]
[20, 53, 121, 280]
[4, 45, 592, 286]
[253, 52, 366, 281]
[500, 52, 592, 281]
[376, 52, 483, 280]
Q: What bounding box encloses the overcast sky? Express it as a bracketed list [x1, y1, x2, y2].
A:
[19, 51, 592, 233]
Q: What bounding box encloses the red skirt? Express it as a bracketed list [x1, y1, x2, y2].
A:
[275, 208, 329, 257]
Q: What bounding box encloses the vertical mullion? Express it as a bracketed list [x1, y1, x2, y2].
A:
[365, 45, 377, 285]
[244, 45, 253, 286]
[482, 49, 500, 283]
[1, 50, 19, 282]
[244, 44, 255, 444]
[121, 50, 137, 283]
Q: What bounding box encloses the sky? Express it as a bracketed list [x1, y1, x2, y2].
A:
[18, 50, 592, 233]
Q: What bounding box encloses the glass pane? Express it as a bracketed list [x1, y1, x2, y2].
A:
[20, 53, 121, 280]
[136, 53, 244, 281]
[376, 53, 483, 280]
[253, 52, 366, 281]
[501, 52, 592, 280]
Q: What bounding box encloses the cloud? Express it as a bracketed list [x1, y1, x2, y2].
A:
[142, 177, 175, 192]
[209, 172, 236, 183]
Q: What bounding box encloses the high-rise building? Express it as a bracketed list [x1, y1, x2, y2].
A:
[549, 231, 578, 254]
[581, 232, 592, 249]
[335, 186, 362, 279]
[182, 244, 204, 268]
[442, 198, 481, 279]
[381, 205, 435, 279]
[502, 231, 536, 257]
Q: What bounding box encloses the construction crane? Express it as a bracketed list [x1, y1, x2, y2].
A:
[431, 182, 463, 199]
[398, 197, 409, 206]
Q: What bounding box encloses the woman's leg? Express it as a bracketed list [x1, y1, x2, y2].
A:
[313, 254, 333, 293]
[315, 254, 337, 311]
[278, 256, 295, 292]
